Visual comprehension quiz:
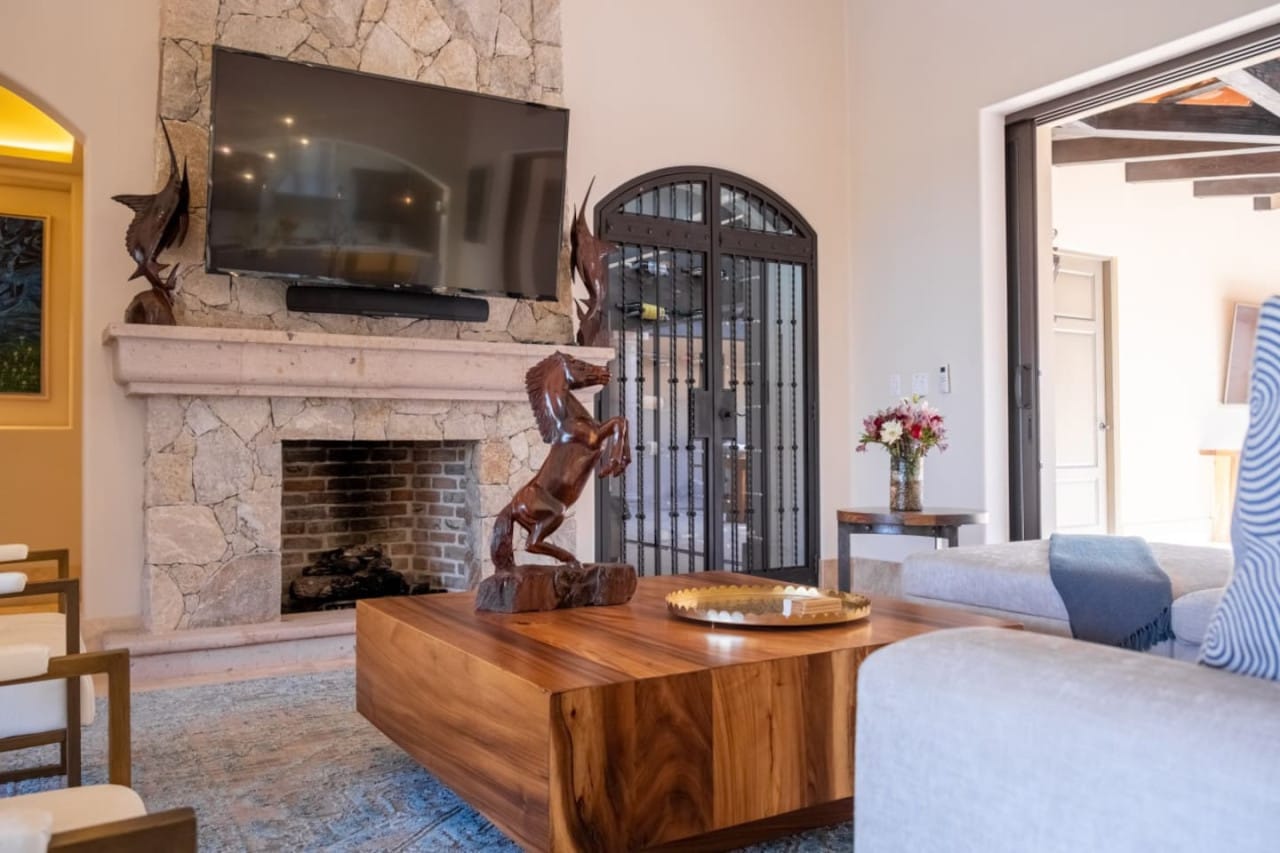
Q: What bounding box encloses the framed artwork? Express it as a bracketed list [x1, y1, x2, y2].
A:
[1225, 302, 1261, 405]
[0, 214, 47, 396]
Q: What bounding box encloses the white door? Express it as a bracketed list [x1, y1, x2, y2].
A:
[1052, 253, 1112, 534]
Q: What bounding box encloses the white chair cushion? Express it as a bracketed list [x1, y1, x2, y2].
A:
[0, 614, 94, 739]
[0, 644, 49, 681]
[0, 573, 26, 594]
[0, 545, 29, 564]
[0, 808, 51, 853]
[0, 786, 145, 834]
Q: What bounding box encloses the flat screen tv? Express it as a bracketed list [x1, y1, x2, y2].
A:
[206, 48, 568, 301]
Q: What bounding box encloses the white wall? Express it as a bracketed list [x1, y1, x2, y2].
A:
[561, 0, 852, 562]
[0, 0, 159, 625]
[1052, 161, 1278, 542]
[846, 0, 1280, 562]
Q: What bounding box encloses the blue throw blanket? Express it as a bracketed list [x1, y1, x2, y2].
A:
[1048, 534, 1173, 651]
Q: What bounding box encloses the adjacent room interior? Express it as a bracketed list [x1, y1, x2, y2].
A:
[3, 1, 1280, 851]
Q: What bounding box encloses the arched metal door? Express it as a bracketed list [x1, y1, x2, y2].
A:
[594, 167, 818, 582]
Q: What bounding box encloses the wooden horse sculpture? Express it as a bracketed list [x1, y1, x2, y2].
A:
[477, 351, 635, 612]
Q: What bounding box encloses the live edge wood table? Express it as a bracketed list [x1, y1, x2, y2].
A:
[836, 507, 989, 592]
[356, 571, 1015, 852]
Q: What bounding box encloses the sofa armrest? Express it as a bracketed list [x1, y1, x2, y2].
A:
[854, 627, 1280, 853]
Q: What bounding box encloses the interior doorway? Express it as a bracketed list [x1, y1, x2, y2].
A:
[0, 83, 83, 585]
[1005, 23, 1280, 541]
[1046, 251, 1117, 535]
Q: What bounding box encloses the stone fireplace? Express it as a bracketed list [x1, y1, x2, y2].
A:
[279, 439, 478, 611]
[106, 323, 613, 632]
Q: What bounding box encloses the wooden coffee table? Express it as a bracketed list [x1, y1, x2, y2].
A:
[356, 572, 1015, 851]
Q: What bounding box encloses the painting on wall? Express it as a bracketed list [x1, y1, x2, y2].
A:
[1225, 302, 1260, 405]
[0, 214, 46, 396]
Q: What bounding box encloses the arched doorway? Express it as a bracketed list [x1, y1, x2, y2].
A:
[595, 167, 818, 582]
[0, 83, 83, 585]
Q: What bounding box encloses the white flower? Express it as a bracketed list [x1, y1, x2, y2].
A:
[880, 419, 903, 444]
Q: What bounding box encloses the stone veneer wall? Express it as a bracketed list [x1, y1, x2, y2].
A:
[143, 393, 567, 630]
[158, 0, 572, 343]
[280, 439, 476, 596]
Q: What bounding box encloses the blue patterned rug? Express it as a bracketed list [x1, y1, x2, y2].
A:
[5, 669, 851, 851]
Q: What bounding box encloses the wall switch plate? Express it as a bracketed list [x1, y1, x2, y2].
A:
[938, 364, 952, 394]
[889, 374, 902, 397]
[911, 372, 929, 395]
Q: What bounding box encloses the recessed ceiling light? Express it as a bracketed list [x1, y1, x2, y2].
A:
[283, 116, 295, 126]
[242, 171, 255, 181]
[299, 137, 310, 146]
[217, 145, 232, 155]
[265, 151, 277, 160]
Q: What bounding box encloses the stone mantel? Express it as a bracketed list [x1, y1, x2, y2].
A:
[103, 324, 614, 401]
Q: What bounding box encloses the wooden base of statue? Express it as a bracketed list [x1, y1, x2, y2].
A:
[475, 563, 637, 613]
[124, 287, 176, 325]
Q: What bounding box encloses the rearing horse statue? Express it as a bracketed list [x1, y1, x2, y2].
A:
[491, 351, 630, 572]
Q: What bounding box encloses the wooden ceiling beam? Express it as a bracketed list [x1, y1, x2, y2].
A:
[1126, 150, 1280, 182]
[1219, 68, 1280, 120]
[1052, 138, 1271, 165]
[1193, 176, 1280, 197]
[1083, 102, 1280, 143]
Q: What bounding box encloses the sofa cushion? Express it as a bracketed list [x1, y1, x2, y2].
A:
[1173, 587, 1224, 647]
[0, 786, 145, 834]
[903, 540, 1231, 623]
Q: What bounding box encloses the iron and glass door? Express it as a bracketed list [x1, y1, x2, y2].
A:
[595, 168, 817, 581]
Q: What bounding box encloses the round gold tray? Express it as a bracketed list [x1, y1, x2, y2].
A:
[666, 584, 871, 628]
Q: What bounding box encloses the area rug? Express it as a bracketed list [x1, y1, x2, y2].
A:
[5, 669, 852, 851]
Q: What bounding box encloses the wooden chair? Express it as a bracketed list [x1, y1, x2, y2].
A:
[0, 548, 94, 786]
[0, 644, 197, 851]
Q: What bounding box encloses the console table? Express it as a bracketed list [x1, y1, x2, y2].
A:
[836, 508, 988, 592]
[356, 571, 1014, 851]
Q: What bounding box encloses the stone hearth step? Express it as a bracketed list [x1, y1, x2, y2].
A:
[99, 610, 357, 688]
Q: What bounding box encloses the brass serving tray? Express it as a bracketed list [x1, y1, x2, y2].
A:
[666, 584, 871, 628]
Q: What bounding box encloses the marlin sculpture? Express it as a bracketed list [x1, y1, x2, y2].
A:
[570, 177, 616, 348]
[111, 120, 190, 324]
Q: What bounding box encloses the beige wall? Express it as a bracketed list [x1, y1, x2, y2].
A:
[1052, 161, 1280, 543]
[846, 0, 1280, 561]
[561, 0, 852, 560]
[0, 0, 160, 624]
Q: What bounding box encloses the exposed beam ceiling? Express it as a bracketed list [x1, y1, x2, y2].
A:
[1193, 176, 1280, 197]
[1082, 102, 1280, 144]
[1053, 138, 1270, 165]
[1125, 150, 1280, 182]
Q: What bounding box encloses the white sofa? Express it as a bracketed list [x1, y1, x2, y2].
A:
[901, 540, 1230, 658]
[854, 627, 1280, 852]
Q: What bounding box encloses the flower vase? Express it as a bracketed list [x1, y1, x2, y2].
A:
[889, 454, 923, 512]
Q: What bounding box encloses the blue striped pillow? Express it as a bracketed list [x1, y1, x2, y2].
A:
[1200, 297, 1280, 679]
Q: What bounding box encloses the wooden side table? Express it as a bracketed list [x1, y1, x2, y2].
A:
[836, 508, 988, 592]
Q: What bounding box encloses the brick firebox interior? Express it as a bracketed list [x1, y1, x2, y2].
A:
[279, 440, 476, 612]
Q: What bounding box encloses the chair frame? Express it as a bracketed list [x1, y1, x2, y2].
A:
[47, 807, 198, 852]
[0, 549, 98, 786]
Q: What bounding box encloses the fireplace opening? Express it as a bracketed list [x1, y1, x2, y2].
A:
[280, 440, 477, 613]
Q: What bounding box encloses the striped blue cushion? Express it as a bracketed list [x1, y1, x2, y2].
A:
[1200, 297, 1280, 679]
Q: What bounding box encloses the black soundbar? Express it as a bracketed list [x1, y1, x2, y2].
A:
[285, 285, 490, 322]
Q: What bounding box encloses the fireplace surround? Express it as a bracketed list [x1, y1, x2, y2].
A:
[105, 323, 613, 632]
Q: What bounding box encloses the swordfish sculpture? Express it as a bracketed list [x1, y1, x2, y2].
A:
[111, 120, 190, 325]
